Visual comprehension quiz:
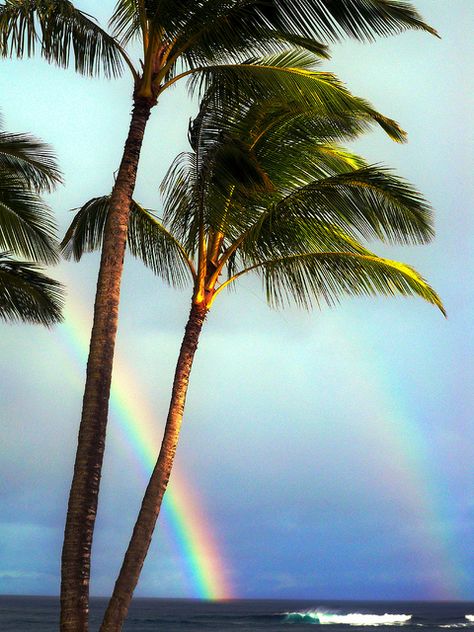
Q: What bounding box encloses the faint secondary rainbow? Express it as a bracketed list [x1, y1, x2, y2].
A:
[320, 311, 470, 600]
[56, 296, 233, 600]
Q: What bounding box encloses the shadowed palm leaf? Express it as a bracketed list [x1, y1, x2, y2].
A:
[61, 195, 194, 287]
[0, 171, 60, 264]
[258, 0, 439, 41]
[0, 251, 63, 324]
[0, 126, 63, 192]
[0, 114, 63, 325]
[0, 0, 126, 76]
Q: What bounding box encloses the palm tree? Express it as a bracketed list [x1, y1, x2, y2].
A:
[0, 2, 438, 628]
[0, 113, 63, 324]
[64, 89, 444, 630]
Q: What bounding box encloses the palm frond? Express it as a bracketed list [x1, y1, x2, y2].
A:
[161, 151, 201, 255]
[0, 129, 62, 192]
[0, 0, 125, 77]
[221, 250, 444, 315]
[274, 165, 434, 245]
[259, 0, 438, 42]
[109, 0, 144, 46]
[187, 51, 406, 142]
[61, 195, 194, 288]
[0, 251, 63, 324]
[0, 172, 60, 263]
[127, 201, 195, 287]
[164, 1, 330, 74]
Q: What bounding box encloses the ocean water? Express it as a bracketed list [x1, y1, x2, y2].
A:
[1, 597, 474, 631]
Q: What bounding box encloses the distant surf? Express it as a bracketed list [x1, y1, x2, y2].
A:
[283, 609, 412, 625]
[2, 597, 474, 631]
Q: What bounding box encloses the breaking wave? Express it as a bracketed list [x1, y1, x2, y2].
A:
[466, 617, 474, 622]
[283, 609, 412, 625]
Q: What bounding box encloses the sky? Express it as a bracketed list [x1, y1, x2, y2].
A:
[0, 1, 473, 602]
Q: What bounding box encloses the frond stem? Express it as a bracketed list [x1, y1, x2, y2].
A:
[211, 250, 365, 303]
[158, 68, 196, 94]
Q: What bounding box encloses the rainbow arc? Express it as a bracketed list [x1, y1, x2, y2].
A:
[57, 298, 233, 600]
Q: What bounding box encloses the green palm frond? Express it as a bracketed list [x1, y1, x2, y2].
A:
[109, 0, 144, 46]
[245, 101, 372, 148]
[0, 129, 62, 192]
[127, 201, 195, 287]
[188, 51, 406, 143]
[272, 165, 434, 245]
[260, 0, 438, 42]
[220, 250, 444, 315]
[255, 143, 367, 195]
[61, 195, 194, 287]
[0, 0, 126, 77]
[0, 172, 60, 263]
[239, 214, 370, 266]
[0, 251, 63, 324]
[162, 2, 330, 74]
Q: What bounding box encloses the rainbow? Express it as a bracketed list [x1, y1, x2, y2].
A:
[56, 295, 233, 600]
[317, 311, 470, 600]
[52, 284, 470, 601]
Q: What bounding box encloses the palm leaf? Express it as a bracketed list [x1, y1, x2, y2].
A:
[222, 250, 444, 314]
[0, 0, 125, 77]
[273, 165, 434, 245]
[0, 172, 60, 263]
[0, 251, 63, 324]
[127, 201, 195, 287]
[260, 0, 438, 42]
[109, 0, 144, 46]
[0, 129, 62, 192]
[163, 1, 330, 73]
[188, 51, 406, 143]
[61, 195, 194, 287]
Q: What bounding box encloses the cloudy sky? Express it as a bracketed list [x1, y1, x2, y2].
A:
[1, 1, 473, 601]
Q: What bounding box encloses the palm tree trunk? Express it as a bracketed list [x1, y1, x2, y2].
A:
[99, 300, 209, 632]
[60, 95, 155, 632]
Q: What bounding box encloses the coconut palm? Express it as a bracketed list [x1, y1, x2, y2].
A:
[0, 114, 63, 324]
[64, 88, 444, 630]
[0, 2, 438, 628]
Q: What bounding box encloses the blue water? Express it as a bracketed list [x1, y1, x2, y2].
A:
[1, 596, 474, 631]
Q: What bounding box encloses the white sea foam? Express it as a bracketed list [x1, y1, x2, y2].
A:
[466, 616, 474, 622]
[284, 610, 412, 626]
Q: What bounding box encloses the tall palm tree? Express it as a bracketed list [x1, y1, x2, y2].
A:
[0, 113, 63, 324]
[64, 89, 444, 630]
[0, 2, 438, 628]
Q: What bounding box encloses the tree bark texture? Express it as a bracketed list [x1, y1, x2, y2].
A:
[60, 96, 154, 632]
[100, 300, 209, 632]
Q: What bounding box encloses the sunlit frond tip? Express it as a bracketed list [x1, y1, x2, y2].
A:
[244, 252, 446, 316]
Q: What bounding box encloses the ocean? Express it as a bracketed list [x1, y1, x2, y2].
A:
[1, 597, 474, 631]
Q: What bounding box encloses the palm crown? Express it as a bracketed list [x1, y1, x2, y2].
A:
[63, 82, 444, 316]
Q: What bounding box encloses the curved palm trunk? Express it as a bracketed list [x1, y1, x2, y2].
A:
[60, 95, 155, 632]
[100, 300, 209, 632]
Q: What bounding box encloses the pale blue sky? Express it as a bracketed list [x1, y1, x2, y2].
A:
[0, 1, 473, 600]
